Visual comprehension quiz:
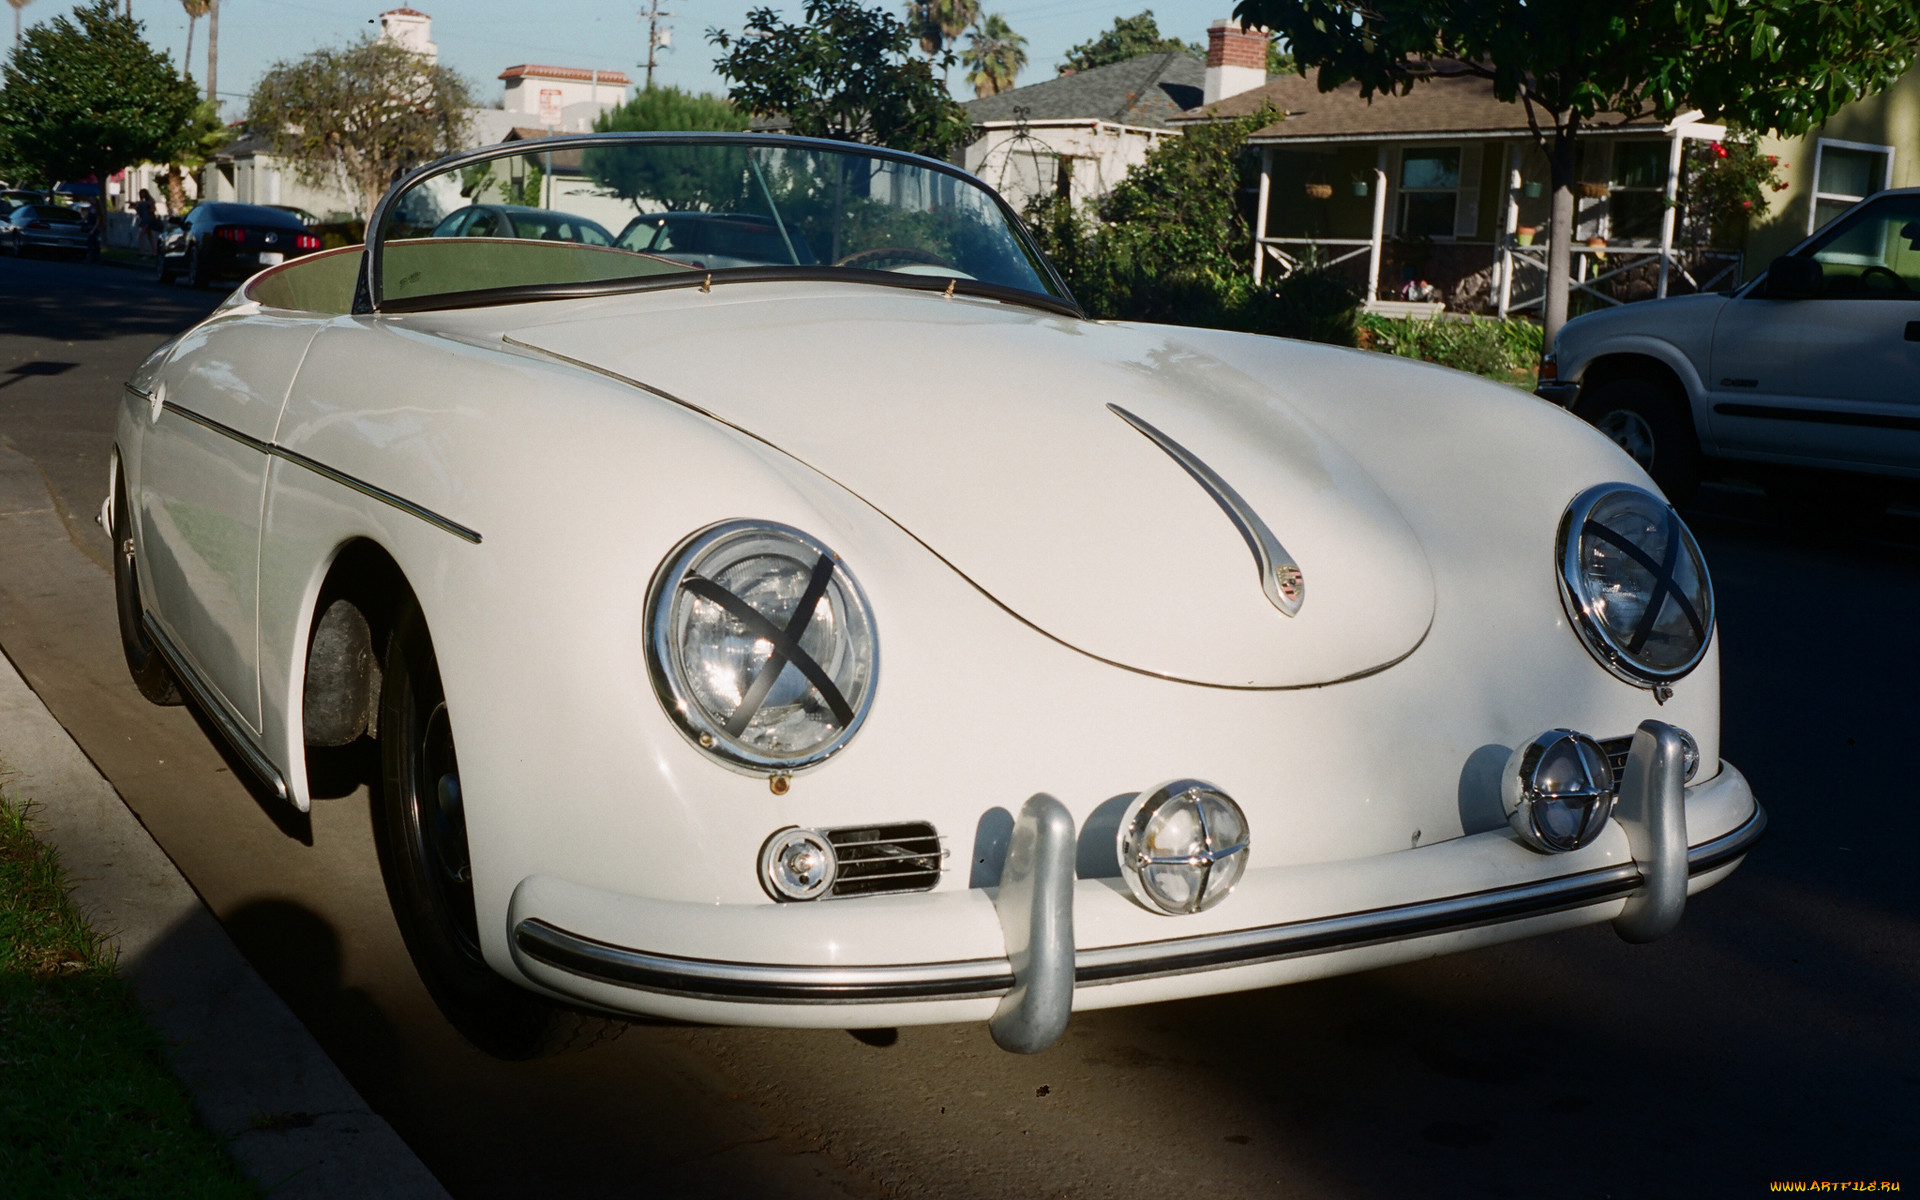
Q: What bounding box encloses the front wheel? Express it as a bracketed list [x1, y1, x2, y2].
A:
[1575, 377, 1703, 504]
[373, 600, 620, 1059]
[184, 243, 207, 289]
[155, 248, 174, 284]
[111, 476, 183, 706]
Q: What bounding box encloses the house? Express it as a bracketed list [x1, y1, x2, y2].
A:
[1185, 56, 1920, 315]
[1176, 64, 1728, 315]
[962, 49, 1204, 211]
[497, 65, 631, 133]
[963, 23, 1284, 211]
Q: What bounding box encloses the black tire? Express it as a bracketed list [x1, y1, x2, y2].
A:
[372, 600, 622, 1059]
[184, 242, 206, 288]
[1575, 376, 1702, 503]
[155, 247, 174, 284]
[111, 475, 184, 706]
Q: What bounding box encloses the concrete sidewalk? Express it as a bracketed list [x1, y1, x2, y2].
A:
[0, 648, 450, 1199]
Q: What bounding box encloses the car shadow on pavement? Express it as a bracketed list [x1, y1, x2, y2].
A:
[1, 256, 223, 343]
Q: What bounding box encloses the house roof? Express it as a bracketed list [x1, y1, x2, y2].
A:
[380, 7, 430, 17]
[1176, 65, 1666, 141]
[498, 64, 633, 85]
[964, 50, 1206, 130]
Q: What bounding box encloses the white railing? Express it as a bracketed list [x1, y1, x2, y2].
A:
[1255, 237, 1374, 279]
[1497, 245, 1743, 317]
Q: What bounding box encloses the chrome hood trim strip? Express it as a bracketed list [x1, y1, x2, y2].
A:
[513, 804, 1765, 1004]
[1106, 403, 1304, 617]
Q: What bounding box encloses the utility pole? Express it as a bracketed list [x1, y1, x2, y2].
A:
[641, 0, 672, 90]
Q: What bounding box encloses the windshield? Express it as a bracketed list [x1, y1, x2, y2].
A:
[372, 134, 1065, 310]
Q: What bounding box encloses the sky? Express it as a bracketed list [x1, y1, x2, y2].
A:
[10, 0, 1234, 114]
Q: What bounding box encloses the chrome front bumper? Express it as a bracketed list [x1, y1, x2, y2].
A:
[510, 733, 1764, 1051]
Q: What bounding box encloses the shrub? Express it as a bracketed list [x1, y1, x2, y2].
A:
[1357, 314, 1542, 386]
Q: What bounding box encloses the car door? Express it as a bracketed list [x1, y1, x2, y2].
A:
[140, 314, 323, 732]
[1707, 193, 1920, 471]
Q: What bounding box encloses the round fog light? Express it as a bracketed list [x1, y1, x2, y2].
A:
[760, 828, 837, 901]
[1503, 730, 1615, 853]
[1117, 781, 1249, 915]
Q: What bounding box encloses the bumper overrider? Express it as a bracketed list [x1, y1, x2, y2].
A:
[509, 722, 1764, 1053]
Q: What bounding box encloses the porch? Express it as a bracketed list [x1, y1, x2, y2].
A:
[1241, 96, 1743, 317]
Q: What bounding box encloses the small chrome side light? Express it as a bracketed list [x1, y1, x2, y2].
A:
[760, 828, 837, 901]
[1503, 730, 1616, 854]
[1117, 781, 1249, 915]
[1675, 726, 1701, 782]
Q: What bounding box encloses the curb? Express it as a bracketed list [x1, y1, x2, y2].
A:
[0, 649, 451, 1199]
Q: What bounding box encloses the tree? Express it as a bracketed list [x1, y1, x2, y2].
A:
[162, 98, 227, 212]
[585, 86, 751, 211]
[963, 14, 1025, 98]
[1233, 0, 1920, 346]
[1059, 11, 1197, 74]
[710, 0, 973, 160]
[0, 1, 199, 192]
[905, 0, 978, 59]
[180, 0, 208, 80]
[247, 35, 473, 220]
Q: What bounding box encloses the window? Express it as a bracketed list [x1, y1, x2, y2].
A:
[1399, 148, 1459, 239]
[1608, 141, 1669, 243]
[1797, 192, 1920, 298]
[1809, 140, 1894, 234]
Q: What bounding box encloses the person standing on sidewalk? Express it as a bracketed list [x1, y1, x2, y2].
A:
[134, 189, 159, 256]
[81, 199, 103, 263]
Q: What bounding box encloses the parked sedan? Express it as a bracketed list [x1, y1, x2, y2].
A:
[156, 202, 322, 287]
[113, 134, 1761, 1060]
[2, 204, 88, 258]
[615, 211, 818, 270]
[430, 204, 614, 245]
[0, 189, 48, 217]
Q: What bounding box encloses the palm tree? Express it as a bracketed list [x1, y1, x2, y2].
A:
[905, 0, 978, 58]
[180, 0, 209, 79]
[9, 0, 33, 53]
[964, 14, 1026, 98]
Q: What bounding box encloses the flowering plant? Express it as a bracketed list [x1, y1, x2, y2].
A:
[1678, 133, 1789, 247]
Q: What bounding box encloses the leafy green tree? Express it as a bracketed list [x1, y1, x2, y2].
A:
[163, 99, 229, 212]
[1059, 11, 1197, 74]
[0, 1, 199, 193]
[1234, 0, 1920, 345]
[710, 0, 973, 159]
[964, 14, 1026, 98]
[247, 34, 473, 220]
[584, 86, 752, 211]
[1024, 102, 1358, 344]
[905, 0, 978, 59]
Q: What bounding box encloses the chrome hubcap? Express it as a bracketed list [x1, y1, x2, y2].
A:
[1596, 409, 1656, 469]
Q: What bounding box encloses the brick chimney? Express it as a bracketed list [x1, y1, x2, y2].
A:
[1204, 20, 1268, 105]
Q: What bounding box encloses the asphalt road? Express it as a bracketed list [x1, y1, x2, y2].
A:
[2, 252, 1914, 1199]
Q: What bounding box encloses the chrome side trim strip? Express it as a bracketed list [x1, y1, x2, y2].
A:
[514, 920, 1016, 1003]
[273, 447, 483, 545]
[140, 613, 289, 802]
[514, 803, 1766, 1004]
[1106, 403, 1304, 616]
[155, 400, 481, 544]
[161, 399, 271, 455]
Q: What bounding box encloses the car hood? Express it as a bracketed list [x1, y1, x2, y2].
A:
[506, 290, 1435, 687]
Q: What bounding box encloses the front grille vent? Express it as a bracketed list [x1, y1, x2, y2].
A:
[825, 822, 945, 899]
[1598, 736, 1632, 794]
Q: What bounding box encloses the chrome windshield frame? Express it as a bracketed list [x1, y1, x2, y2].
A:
[354, 131, 1081, 317]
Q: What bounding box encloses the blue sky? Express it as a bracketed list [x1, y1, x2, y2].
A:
[12, 0, 1232, 113]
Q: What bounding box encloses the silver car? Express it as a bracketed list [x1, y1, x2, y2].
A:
[2, 204, 89, 258]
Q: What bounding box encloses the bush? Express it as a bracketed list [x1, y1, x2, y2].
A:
[1357, 313, 1542, 386]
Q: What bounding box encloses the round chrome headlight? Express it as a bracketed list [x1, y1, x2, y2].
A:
[648, 521, 877, 773]
[1117, 781, 1249, 915]
[1503, 729, 1615, 853]
[1558, 484, 1713, 687]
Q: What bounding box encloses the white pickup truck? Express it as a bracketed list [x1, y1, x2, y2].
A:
[1542, 187, 1920, 502]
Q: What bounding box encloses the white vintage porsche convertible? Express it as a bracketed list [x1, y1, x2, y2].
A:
[110, 134, 1763, 1057]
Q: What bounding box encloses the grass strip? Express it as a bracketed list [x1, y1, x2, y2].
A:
[0, 790, 257, 1199]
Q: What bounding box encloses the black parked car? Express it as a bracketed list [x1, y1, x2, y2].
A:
[157, 202, 321, 286]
